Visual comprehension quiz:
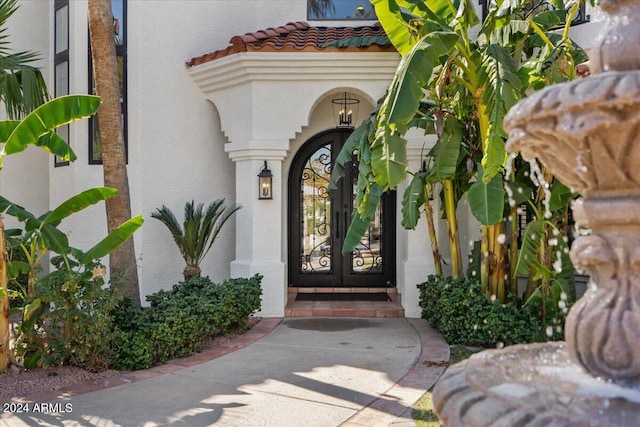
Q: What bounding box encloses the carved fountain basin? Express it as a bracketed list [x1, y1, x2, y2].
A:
[505, 71, 640, 198]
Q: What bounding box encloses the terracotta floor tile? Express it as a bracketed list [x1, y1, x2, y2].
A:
[355, 309, 377, 317]
[291, 308, 313, 317]
[312, 308, 334, 316]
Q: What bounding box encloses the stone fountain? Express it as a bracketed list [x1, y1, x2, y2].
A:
[432, 1, 640, 425]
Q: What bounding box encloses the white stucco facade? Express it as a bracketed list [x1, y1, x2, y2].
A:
[6, 1, 604, 318]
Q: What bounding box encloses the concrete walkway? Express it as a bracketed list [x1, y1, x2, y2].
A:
[1, 318, 449, 427]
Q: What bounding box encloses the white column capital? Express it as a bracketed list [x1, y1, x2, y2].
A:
[226, 147, 289, 162]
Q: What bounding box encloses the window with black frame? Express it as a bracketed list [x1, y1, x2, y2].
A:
[480, 0, 589, 25]
[88, 0, 127, 164]
[54, 0, 70, 167]
[308, 0, 377, 20]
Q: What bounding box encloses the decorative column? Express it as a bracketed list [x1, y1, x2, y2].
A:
[432, 0, 640, 425]
[399, 130, 438, 317]
[228, 146, 288, 317]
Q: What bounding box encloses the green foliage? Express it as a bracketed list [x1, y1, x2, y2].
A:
[0, 95, 100, 162]
[0, 0, 50, 119]
[1, 183, 142, 372]
[335, 0, 588, 305]
[418, 275, 547, 346]
[6, 237, 28, 309]
[111, 275, 262, 370]
[151, 199, 241, 280]
[1, 188, 144, 298]
[467, 170, 505, 225]
[14, 266, 120, 371]
[401, 171, 427, 229]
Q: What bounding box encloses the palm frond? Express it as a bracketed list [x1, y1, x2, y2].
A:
[0, 0, 49, 118]
[152, 200, 241, 274]
[199, 199, 241, 264]
[151, 205, 186, 261]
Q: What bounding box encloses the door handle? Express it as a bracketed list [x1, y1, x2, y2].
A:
[344, 211, 348, 237]
[335, 212, 340, 239]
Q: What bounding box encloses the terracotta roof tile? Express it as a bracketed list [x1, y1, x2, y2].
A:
[187, 21, 393, 67]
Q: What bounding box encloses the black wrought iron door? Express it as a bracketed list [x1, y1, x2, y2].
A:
[288, 129, 395, 287]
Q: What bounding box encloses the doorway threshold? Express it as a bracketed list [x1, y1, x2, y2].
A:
[285, 287, 405, 318]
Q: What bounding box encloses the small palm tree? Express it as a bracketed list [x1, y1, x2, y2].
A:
[151, 200, 241, 281]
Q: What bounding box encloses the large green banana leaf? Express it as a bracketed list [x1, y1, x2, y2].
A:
[371, 127, 408, 189]
[514, 219, 544, 277]
[41, 187, 118, 225]
[79, 215, 144, 265]
[479, 44, 522, 182]
[427, 115, 463, 183]
[401, 171, 427, 229]
[379, 31, 458, 129]
[2, 94, 100, 156]
[343, 184, 383, 253]
[328, 118, 371, 193]
[467, 171, 505, 225]
[371, 0, 418, 55]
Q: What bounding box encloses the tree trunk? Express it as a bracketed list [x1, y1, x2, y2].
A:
[424, 183, 443, 276]
[88, 0, 140, 304]
[0, 217, 10, 372]
[183, 264, 202, 282]
[443, 180, 463, 278]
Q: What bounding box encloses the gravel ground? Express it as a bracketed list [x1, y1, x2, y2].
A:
[0, 365, 124, 402]
[0, 317, 261, 402]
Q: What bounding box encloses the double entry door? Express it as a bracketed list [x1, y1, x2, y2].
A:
[288, 129, 395, 287]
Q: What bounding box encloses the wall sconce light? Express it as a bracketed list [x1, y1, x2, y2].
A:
[258, 161, 273, 200]
[332, 92, 360, 128]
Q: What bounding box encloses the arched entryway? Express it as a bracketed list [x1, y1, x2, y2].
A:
[288, 129, 396, 288]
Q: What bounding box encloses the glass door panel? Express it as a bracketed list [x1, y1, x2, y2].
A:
[300, 144, 332, 273]
[288, 129, 395, 287]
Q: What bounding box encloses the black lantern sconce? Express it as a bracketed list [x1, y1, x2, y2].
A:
[332, 92, 360, 128]
[258, 161, 273, 200]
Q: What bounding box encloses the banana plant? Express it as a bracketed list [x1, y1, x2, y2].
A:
[2, 189, 143, 371]
[338, 0, 590, 302]
[0, 94, 100, 372]
[3, 188, 144, 297]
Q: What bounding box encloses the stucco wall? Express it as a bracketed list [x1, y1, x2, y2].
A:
[1, 1, 50, 231]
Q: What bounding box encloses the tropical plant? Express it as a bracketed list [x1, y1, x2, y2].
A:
[14, 263, 121, 371]
[3, 187, 144, 291]
[4, 188, 144, 370]
[0, 94, 101, 372]
[0, 0, 49, 118]
[88, 0, 140, 304]
[151, 200, 241, 281]
[332, 0, 590, 306]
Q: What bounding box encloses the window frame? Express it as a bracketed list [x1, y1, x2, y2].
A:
[479, 0, 590, 25]
[54, 0, 70, 167]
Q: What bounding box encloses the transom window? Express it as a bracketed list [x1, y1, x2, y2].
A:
[308, 0, 376, 20]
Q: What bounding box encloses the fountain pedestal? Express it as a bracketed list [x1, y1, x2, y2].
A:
[433, 0, 640, 425]
[434, 343, 640, 426]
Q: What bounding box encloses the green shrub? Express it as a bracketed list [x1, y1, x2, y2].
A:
[6, 239, 29, 309]
[110, 274, 262, 370]
[418, 275, 546, 347]
[111, 330, 154, 370]
[15, 266, 121, 371]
